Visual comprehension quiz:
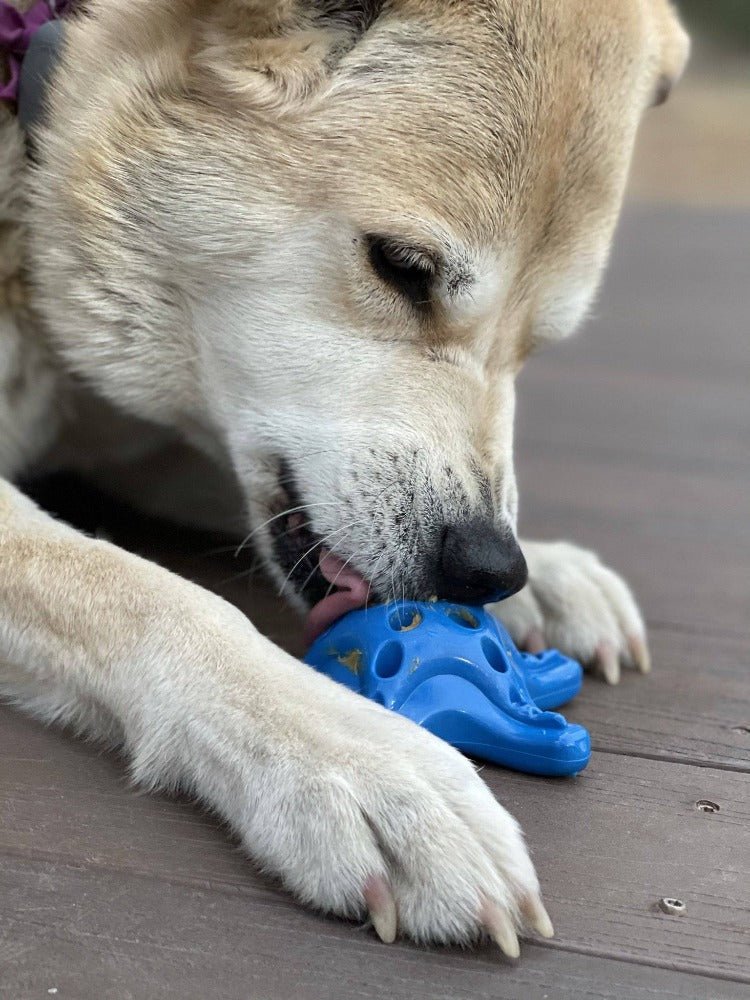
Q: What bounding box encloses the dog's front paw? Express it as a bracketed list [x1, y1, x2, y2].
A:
[234, 691, 551, 954]
[489, 540, 650, 685]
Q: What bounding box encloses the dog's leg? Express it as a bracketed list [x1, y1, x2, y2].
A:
[0, 478, 551, 952]
[489, 540, 650, 685]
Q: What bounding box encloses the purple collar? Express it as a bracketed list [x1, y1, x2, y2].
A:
[0, 0, 71, 103]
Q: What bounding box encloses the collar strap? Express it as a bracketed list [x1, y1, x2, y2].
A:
[1, 1, 70, 132]
[16, 16, 65, 136]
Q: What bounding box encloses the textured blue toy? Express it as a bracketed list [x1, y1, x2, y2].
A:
[305, 601, 591, 777]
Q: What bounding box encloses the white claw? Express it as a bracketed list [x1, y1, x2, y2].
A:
[629, 635, 652, 675]
[523, 895, 555, 939]
[596, 642, 621, 685]
[364, 877, 397, 944]
[481, 900, 521, 959]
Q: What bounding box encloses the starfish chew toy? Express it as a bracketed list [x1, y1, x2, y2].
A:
[305, 601, 591, 777]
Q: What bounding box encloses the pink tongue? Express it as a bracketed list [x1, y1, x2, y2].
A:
[304, 549, 370, 646]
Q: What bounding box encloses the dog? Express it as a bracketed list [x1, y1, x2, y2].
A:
[0, 0, 689, 956]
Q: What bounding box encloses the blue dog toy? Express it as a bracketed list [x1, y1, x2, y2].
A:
[305, 601, 591, 777]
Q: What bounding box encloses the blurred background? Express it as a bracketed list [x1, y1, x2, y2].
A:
[629, 0, 750, 205]
[680, 0, 750, 50]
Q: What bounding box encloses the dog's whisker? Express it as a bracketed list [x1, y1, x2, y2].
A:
[365, 547, 390, 603]
[278, 520, 361, 597]
[215, 558, 266, 589]
[295, 525, 354, 598]
[294, 518, 368, 597]
[321, 545, 360, 601]
[388, 553, 399, 608]
[235, 502, 341, 557]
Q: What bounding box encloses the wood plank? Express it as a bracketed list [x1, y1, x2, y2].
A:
[565, 627, 750, 770]
[519, 482, 750, 640]
[570, 207, 750, 383]
[2, 856, 748, 1000]
[516, 361, 749, 479]
[493, 754, 750, 981]
[511, 207, 750, 639]
[2, 707, 748, 980]
[516, 515, 749, 643]
[517, 448, 748, 549]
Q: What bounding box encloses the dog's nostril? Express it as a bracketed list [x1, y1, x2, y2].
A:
[437, 519, 528, 605]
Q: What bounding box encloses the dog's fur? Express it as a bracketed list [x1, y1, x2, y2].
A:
[0, 0, 688, 953]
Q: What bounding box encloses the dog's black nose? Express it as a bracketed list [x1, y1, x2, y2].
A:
[437, 519, 528, 605]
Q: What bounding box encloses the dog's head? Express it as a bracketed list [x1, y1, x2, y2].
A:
[33, 0, 689, 635]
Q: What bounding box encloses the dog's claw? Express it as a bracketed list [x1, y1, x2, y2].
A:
[628, 634, 652, 675]
[481, 899, 521, 959]
[595, 642, 621, 685]
[522, 894, 555, 939]
[364, 876, 397, 944]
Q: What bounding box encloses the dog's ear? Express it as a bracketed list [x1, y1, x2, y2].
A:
[196, 0, 385, 112]
[648, 0, 690, 107]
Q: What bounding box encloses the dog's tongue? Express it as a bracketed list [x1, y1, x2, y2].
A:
[304, 549, 370, 646]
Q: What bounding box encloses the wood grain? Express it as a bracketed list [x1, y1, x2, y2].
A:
[2, 707, 748, 981]
[3, 858, 749, 1000]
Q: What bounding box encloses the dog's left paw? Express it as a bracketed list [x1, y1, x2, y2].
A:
[488, 541, 650, 685]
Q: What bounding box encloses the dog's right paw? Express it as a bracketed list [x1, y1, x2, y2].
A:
[232, 691, 552, 954]
[489, 540, 650, 685]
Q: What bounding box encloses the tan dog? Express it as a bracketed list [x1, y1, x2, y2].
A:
[0, 0, 688, 955]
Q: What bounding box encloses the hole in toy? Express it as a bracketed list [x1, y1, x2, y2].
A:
[374, 642, 404, 679]
[446, 607, 480, 630]
[659, 898, 686, 916]
[481, 637, 508, 673]
[696, 800, 720, 814]
[389, 606, 423, 632]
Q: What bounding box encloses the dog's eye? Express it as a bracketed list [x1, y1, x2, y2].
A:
[367, 236, 436, 307]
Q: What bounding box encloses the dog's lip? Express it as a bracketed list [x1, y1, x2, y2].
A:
[303, 549, 371, 646]
[267, 464, 372, 642]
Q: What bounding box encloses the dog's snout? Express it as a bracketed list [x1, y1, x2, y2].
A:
[437, 519, 528, 605]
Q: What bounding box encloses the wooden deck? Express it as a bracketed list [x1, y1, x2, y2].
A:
[2, 205, 749, 998]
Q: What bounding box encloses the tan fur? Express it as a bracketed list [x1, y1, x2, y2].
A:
[0, 0, 687, 951]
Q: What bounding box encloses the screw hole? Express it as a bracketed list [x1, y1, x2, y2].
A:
[696, 799, 720, 814]
[659, 898, 686, 916]
[374, 641, 404, 679]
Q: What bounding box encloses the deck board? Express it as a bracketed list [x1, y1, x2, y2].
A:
[3, 860, 749, 1000]
[2, 206, 749, 996]
[2, 708, 748, 983]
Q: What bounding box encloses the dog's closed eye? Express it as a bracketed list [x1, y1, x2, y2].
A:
[367, 236, 436, 307]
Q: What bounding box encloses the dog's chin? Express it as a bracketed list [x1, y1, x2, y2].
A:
[269, 506, 372, 646]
